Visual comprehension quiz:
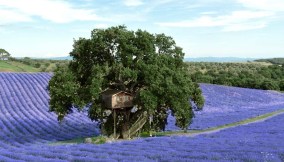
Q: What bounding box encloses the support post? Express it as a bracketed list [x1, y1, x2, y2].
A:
[113, 109, 116, 138]
[149, 114, 153, 137]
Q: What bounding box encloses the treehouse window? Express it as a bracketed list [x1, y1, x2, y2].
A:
[116, 96, 123, 102]
[125, 96, 129, 101]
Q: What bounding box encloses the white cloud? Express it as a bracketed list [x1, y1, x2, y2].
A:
[226, 10, 274, 21]
[123, 0, 143, 7]
[0, 0, 103, 24]
[237, 0, 284, 12]
[156, 10, 274, 31]
[223, 22, 267, 32]
[95, 24, 110, 29]
[0, 9, 32, 24]
[157, 16, 221, 28]
[200, 11, 218, 15]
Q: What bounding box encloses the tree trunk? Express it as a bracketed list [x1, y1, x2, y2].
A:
[121, 109, 131, 139]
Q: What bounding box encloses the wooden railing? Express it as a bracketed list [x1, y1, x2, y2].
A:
[122, 111, 148, 139]
[110, 111, 148, 139]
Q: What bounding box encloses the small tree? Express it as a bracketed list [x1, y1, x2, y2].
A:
[48, 26, 204, 137]
[261, 80, 279, 90]
[278, 80, 284, 91]
[0, 48, 11, 60]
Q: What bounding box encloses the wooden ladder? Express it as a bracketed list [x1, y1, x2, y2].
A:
[122, 111, 148, 139]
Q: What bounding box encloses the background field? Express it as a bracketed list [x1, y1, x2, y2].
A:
[0, 61, 39, 72]
[0, 58, 69, 72]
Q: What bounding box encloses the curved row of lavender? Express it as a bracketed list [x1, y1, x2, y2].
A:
[166, 83, 284, 131]
[0, 73, 99, 147]
[0, 72, 283, 161]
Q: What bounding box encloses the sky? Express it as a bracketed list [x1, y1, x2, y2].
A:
[0, 0, 284, 58]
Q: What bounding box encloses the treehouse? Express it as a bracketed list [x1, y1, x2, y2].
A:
[101, 90, 145, 139]
[101, 89, 133, 109]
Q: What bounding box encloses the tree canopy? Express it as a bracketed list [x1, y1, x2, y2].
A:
[0, 48, 10, 60]
[48, 26, 204, 137]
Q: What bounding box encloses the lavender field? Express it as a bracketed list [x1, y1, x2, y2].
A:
[167, 83, 284, 131]
[0, 72, 284, 161]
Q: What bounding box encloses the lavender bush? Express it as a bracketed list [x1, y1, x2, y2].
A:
[0, 73, 283, 161]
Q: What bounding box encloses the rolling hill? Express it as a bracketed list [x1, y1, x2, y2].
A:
[255, 58, 284, 65]
[0, 61, 40, 72]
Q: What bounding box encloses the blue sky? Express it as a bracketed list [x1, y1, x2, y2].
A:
[0, 0, 284, 58]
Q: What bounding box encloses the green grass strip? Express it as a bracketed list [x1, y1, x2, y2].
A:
[50, 136, 108, 145]
[161, 109, 284, 136]
[0, 61, 40, 72]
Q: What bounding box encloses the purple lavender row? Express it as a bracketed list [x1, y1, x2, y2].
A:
[1, 113, 283, 161]
[0, 75, 35, 145]
[166, 83, 284, 131]
[0, 73, 99, 145]
[3, 73, 73, 146]
[15, 73, 81, 140]
[4, 73, 65, 142]
[26, 73, 100, 138]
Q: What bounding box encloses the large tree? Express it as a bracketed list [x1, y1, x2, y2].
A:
[48, 26, 204, 137]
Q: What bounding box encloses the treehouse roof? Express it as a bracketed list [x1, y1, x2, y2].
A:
[101, 89, 131, 96]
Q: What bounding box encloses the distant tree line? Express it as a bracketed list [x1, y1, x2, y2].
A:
[255, 58, 284, 65]
[5, 53, 284, 92]
[187, 62, 284, 91]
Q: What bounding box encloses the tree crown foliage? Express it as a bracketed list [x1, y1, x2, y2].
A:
[48, 26, 204, 136]
[0, 48, 10, 60]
